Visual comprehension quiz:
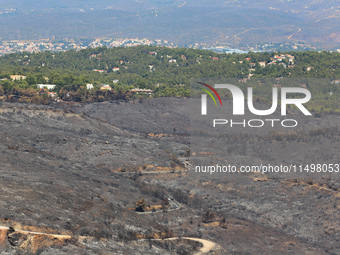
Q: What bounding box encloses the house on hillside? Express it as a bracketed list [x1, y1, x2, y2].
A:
[272, 55, 283, 62]
[37, 84, 56, 90]
[48, 92, 57, 98]
[130, 88, 154, 95]
[100, 84, 111, 90]
[10, 75, 26, 81]
[86, 83, 94, 90]
[92, 69, 107, 73]
[286, 54, 295, 63]
[259, 61, 266, 68]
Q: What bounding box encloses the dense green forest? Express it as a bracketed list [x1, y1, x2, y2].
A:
[0, 46, 339, 112]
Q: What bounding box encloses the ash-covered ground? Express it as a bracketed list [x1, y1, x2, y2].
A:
[0, 99, 339, 254]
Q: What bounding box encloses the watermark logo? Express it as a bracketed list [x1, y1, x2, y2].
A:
[198, 82, 223, 109]
[199, 82, 312, 128]
[200, 83, 311, 116]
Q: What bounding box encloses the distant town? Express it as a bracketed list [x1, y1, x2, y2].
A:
[0, 37, 177, 55]
[1, 37, 339, 56]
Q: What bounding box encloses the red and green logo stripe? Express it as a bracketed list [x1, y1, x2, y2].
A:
[198, 82, 223, 106]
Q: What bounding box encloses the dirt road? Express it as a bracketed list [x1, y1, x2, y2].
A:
[141, 236, 220, 254]
[0, 226, 71, 239]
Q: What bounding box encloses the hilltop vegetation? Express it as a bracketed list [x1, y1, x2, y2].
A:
[0, 46, 339, 112]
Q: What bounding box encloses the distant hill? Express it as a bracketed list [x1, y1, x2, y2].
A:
[0, 0, 339, 48]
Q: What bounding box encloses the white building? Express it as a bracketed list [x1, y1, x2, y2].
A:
[130, 88, 154, 95]
[37, 84, 56, 90]
[86, 83, 94, 90]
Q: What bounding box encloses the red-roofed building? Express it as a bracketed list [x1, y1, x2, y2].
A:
[48, 92, 57, 97]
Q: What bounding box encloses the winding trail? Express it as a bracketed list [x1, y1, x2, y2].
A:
[0, 226, 71, 239]
[1, 225, 221, 254]
[141, 237, 219, 254]
[183, 237, 217, 254]
[232, 28, 261, 38]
